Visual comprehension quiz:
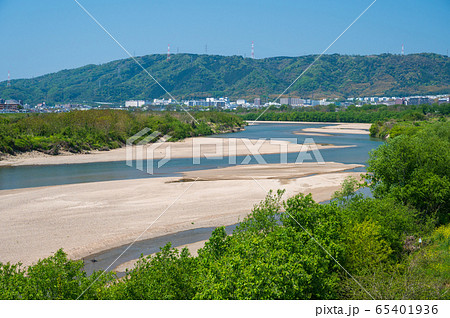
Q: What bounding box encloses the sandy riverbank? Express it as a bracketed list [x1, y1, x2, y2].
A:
[246, 121, 371, 135]
[178, 162, 362, 182]
[0, 161, 362, 266]
[0, 137, 353, 167]
[248, 120, 348, 125]
[299, 123, 371, 135]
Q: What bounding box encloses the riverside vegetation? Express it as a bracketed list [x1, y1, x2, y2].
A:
[241, 102, 450, 123]
[0, 120, 448, 300]
[369, 115, 448, 139]
[2, 102, 447, 157]
[0, 110, 244, 155]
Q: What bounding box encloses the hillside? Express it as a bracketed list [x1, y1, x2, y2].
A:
[1, 53, 449, 104]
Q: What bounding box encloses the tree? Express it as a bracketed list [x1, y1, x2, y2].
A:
[0, 249, 113, 300]
[106, 243, 197, 300]
[367, 121, 450, 224]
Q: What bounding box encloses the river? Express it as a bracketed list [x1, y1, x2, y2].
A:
[0, 122, 382, 275]
[0, 122, 381, 190]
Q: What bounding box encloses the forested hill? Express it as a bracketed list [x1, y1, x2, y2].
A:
[1, 53, 449, 104]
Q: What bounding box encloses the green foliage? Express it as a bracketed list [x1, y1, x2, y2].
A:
[281, 194, 345, 265]
[193, 192, 342, 300]
[242, 103, 450, 124]
[0, 249, 113, 300]
[343, 220, 393, 272]
[369, 116, 448, 139]
[105, 244, 197, 300]
[367, 121, 450, 224]
[281, 192, 414, 278]
[1, 53, 448, 104]
[344, 197, 420, 257]
[236, 189, 284, 234]
[0, 110, 243, 155]
[332, 175, 365, 204]
[342, 224, 450, 300]
[423, 225, 450, 282]
[195, 226, 340, 300]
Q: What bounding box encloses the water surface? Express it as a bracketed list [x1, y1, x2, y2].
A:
[0, 123, 382, 190]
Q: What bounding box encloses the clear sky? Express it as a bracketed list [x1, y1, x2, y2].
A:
[0, 0, 449, 81]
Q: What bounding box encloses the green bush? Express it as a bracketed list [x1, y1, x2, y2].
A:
[0, 249, 114, 300]
[106, 244, 197, 300]
[367, 122, 450, 224]
[0, 110, 243, 155]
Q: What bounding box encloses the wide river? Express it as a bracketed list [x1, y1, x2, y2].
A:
[0, 122, 381, 190]
[0, 122, 382, 274]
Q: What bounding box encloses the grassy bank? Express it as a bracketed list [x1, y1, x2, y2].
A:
[0, 110, 244, 155]
[369, 116, 448, 139]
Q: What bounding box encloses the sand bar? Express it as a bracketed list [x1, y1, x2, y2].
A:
[0, 137, 353, 167]
[294, 132, 333, 137]
[248, 120, 343, 125]
[300, 123, 371, 135]
[0, 162, 362, 266]
[178, 162, 362, 182]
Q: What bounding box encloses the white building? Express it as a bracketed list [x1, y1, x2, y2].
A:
[152, 99, 173, 106]
[279, 98, 290, 105]
[290, 98, 304, 106]
[125, 100, 146, 107]
[319, 99, 331, 106]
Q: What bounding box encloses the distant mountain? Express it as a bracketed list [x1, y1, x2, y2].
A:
[1, 53, 449, 104]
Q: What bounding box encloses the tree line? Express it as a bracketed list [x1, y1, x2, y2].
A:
[240, 103, 450, 123]
[0, 110, 244, 155]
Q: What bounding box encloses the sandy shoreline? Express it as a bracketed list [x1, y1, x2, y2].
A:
[248, 121, 371, 135]
[178, 162, 362, 182]
[0, 161, 362, 266]
[300, 123, 371, 135]
[0, 122, 371, 167]
[0, 137, 354, 167]
[248, 120, 353, 125]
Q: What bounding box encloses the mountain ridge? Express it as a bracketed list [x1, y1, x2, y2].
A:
[1, 53, 449, 104]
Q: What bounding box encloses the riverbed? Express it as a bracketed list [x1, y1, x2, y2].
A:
[0, 122, 382, 270]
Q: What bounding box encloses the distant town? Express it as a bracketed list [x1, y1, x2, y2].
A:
[1, 94, 449, 113]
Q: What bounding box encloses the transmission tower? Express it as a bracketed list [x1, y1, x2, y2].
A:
[251, 41, 255, 59]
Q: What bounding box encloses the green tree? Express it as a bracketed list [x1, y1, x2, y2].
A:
[106, 243, 197, 300]
[367, 121, 450, 224]
[0, 249, 113, 300]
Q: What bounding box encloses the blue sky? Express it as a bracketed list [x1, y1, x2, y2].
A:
[0, 0, 449, 81]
